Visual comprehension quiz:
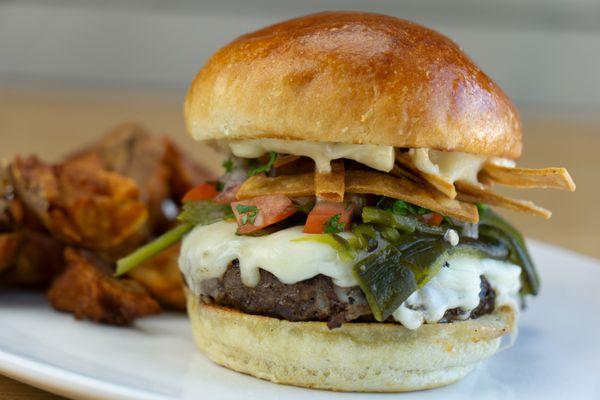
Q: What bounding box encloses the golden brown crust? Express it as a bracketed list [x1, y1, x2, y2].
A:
[186, 289, 516, 392]
[185, 11, 522, 158]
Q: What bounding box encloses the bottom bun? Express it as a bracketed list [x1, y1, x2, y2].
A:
[185, 289, 516, 392]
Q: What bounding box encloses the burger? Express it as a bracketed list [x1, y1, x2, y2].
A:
[117, 11, 575, 392]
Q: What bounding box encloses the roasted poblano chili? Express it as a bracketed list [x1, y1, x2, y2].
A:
[477, 206, 540, 295]
[353, 233, 509, 322]
[362, 207, 446, 235]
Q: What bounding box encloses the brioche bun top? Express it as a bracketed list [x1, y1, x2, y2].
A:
[185, 11, 522, 159]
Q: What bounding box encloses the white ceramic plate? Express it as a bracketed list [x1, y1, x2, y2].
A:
[1, 240, 599, 400]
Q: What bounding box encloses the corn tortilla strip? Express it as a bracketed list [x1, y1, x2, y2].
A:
[236, 173, 314, 199]
[237, 171, 478, 222]
[395, 152, 457, 199]
[345, 171, 478, 223]
[273, 154, 300, 168]
[477, 171, 495, 186]
[389, 163, 422, 183]
[482, 164, 576, 191]
[455, 180, 552, 219]
[315, 160, 345, 202]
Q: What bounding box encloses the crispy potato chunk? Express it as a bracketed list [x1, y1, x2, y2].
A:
[48, 248, 160, 325]
[0, 233, 21, 274]
[10, 155, 149, 256]
[127, 244, 186, 310]
[66, 123, 215, 231]
[0, 230, 63, 286]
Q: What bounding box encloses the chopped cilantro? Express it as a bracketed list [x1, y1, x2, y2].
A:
[293, 198, 315, 214]
[236, 204, 259, 225]
[392, 200, 429, 216]
[247, 152, 277, 177]
[476, 203, 490, 212]
[378, 197, 430, 216]
[391, 200, 409, 214]
[222, 158, 234, 173]
[324, 214, 345, 233]
[406, 202, 429, 216]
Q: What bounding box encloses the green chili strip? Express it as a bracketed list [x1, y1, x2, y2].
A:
[115, 222, 193, 277]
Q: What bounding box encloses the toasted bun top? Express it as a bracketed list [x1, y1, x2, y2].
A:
[185, 11, 522, 159]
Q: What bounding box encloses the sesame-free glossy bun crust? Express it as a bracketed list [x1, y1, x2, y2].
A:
[185, 12, 522, 158]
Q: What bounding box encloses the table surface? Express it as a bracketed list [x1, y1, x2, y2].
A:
[1, 83, 598, 399]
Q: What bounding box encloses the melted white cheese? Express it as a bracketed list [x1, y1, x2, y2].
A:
[226, 138, 395, 173]
[392, 257, 521, 329]
[179, 221, 522, 330]
[408, 148, 487, 184]
[488, 157, 517, 168]
[179, 221, 359, 292]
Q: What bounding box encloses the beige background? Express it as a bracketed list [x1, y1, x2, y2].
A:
[2, 1, 599, 397]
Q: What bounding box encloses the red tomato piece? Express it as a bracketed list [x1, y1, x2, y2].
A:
[181, 183, 218, 202]
[421, 212, 444, 226]
[303, 202, 354, 234]
[231, 195, 297, 234]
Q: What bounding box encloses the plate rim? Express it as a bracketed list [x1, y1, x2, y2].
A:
[0, 346, 172, 400]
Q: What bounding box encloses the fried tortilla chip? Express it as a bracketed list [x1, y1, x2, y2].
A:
[388, 163, 422, 183]
[48, 248, 161, 325]
[481, 164, 576, 191]
[127, 244, 185, 310]
[236, 173, 315, 200]
[236, 170, 477, 222]
[455, 180, 552, 219]
[272, 156, 315, 176]
[315, 160, 345, 202]
[395, 152, 457, 198]
[273, 154, 301, 169]
[346, 171, 478, 222]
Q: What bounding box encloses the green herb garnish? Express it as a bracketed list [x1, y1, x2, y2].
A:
[222, 158, 234, 173]
[392, 200, 429, 216]
[293, 198, 315, 214]
[376, 197, 431, 216]
[324, 214, 345, 233]
[115, 201, 234, 277]
[247, 152, 277, 177]
[115, 223, 193, 277]
[236, 204, 259, 225]
[476, 203, 490, 213]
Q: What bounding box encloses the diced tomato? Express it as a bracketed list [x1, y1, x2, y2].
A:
[231, 195, 297, 234]
[303, 201, 354, 234]
[421, 212, 444, 226]
[182, 183, 218, 202]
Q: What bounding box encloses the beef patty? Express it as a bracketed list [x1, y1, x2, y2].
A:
[199, 259, 497, 329]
